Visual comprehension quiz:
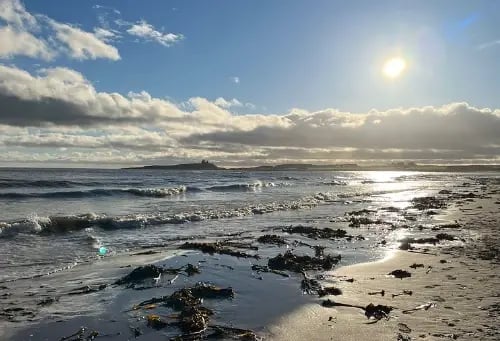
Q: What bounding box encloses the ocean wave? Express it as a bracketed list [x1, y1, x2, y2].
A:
[207, 181, 288, 192]
[0, 191, 337, 237]
[0, 186, 190, 199]
[0, 179, 107, 188]
[322, 180, 348, 186]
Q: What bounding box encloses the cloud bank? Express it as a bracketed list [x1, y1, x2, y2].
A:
[0, 64, 498, 166]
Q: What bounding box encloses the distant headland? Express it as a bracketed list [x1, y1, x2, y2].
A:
[124, 161, 500, 172]
[125, 160, 221, 170]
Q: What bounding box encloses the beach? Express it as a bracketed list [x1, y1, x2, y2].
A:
[269, 191, 500, 340]
[0, 170, 498, 340]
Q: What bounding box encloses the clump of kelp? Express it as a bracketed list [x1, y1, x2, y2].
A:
[132, 282, 260, 339]
[115, 264, 200, 289]
[321, 300, 394, 321]
[179, 241, 259, 259]
[283, 225, 350, 239]
[268, 250, 341, 273]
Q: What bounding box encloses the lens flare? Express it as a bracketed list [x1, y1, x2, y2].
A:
[382, 57, 407, 78]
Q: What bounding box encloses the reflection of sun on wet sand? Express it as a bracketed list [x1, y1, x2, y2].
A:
[268, 193, 500, 341]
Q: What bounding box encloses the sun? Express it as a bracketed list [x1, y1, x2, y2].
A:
[382, 57, 407, 78]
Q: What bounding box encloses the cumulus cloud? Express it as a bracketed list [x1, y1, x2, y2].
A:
[0, 64, 498, 165]
[93, 27, 119, 42]
[49, 20, 120, 60]
[0, 64, 286, 131]
[126, 20, 183, 47]
[0, 0, 37, 29]
[0, 0, 54, 60]
[214, 97, 243, 108]
[0, 0, 120, 61]
[186, 104, 500, 153]
[0, 25, 54, 60]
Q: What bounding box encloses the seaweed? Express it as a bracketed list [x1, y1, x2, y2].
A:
[364, 303, 393, 320]
[435, 233, 456, 241]
[147, 314, 169, 330]
[347, 209, 376, 215]
[115, 265, 163, 286]
[317, 286, 343, 297]
[321, 300, 393, 320]
[268, 250, 341, 273]
[348, 217, 382, 228]
[409, 263, 424, 269]
[59, 327, 99, 341]
[256, 234, 286, 245]
[388, 269, 411, 279]
[206, 325, 260, 340]
[67, 284, 107, 295]
[397, 333, 412, 341]
[179, 242, 259, 259]
[397, 323, 412, 333]
[392, 290, 413, 298]
[137, 283, 234, 311]
[283, 225, 349, 239]
[398, 233, 456, 248]
[138, 283, 235, 337]
[300, 275, 322, 295]
[251, 264, 289, 278]
[411, 196, 446, 210]
[178, 306, 211, 334]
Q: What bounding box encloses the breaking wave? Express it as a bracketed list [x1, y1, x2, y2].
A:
[0, 186, 190, 199]
[0, 191, 337, 237]
[207, 181, 289, 192]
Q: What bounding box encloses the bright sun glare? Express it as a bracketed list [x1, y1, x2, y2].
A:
[382, 57, 407, 79]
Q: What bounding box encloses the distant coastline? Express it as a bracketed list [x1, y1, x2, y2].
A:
[124, 161, 500, 172]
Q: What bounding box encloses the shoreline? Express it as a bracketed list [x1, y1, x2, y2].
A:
[1, 174, 498, 340]
[267, 194, 500, 340]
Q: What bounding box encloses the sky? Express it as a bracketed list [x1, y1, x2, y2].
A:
[0, 0, 499, 167]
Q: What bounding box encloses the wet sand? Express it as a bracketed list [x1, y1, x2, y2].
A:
[268, 194, 500, 340]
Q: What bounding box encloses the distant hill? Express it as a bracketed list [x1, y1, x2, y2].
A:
[124, 161, 500, 172]
[125, 161, 221, 170]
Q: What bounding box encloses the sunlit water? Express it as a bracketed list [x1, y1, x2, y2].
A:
[0, 168, 492, 283]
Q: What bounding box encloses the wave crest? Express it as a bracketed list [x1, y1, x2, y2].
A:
[0, 191, 337, 237]
[0, 186, 189, 199]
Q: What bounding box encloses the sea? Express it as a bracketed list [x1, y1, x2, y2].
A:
[1, 168, 493, 282]
[0, 168, 498, 339]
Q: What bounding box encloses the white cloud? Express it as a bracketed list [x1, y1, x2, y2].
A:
[0, 0, 53, 60]
[0, 0, 120, 61]
[231, 76, 240, 84]
[0, 64, 498, 165]
[0, 0, 37, 29]
[93, 27, 118, 42]
[0, 25, 54, 60]
[126, 20, 183, 47]
[0, 64, 286, 132]
[214, 97, 243, 108]
[92, 4, 121, 15]
[50, 21, 120, 60]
